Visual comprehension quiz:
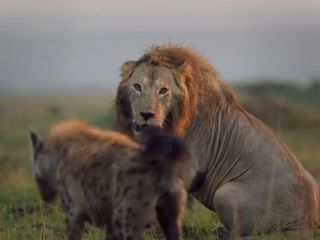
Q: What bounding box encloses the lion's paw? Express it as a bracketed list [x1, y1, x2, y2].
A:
[213, 225, 230, 240]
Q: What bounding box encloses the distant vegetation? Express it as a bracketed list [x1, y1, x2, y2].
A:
[0, 82, 319, 239]
[237, 82, 320, 130]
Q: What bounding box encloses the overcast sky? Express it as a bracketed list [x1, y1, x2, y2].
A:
[0, 0, 320, 91]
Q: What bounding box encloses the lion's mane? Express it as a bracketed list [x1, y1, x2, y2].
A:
[114, 44, 243, 136]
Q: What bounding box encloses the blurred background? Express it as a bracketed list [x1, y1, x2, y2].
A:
[1, 0, 320, 90]
[0, 0, 319, 239]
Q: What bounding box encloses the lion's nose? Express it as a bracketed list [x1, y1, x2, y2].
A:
[140, 112, 154, 121]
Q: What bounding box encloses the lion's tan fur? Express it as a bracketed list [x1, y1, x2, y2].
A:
[114, 43, 320, 238]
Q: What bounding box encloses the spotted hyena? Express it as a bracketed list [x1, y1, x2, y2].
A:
[29, 119, 196, 240]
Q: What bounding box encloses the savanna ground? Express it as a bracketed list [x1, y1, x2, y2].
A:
[0, 82, 319, 239]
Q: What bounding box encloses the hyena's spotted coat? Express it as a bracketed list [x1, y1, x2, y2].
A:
[29, 119, 195, 240]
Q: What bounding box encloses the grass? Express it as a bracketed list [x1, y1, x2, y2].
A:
[0, 85, 319, 239]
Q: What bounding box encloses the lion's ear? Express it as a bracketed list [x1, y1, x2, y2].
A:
[120, 61, 136, 80]
[177, 61, 187, 70]
[177, 61, 192, 81]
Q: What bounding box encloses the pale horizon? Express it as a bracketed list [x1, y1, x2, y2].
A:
[1, 0, 320, 91]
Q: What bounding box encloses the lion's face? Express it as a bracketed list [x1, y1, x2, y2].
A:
[120, 63, 185, 136]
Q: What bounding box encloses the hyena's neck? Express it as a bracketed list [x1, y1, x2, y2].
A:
[50, 140, 71, 169]
[52, 135, 92, 164]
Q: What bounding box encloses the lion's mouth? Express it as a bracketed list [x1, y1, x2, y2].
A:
[132, 122, 147, 133]
[132, 122, 162, 136]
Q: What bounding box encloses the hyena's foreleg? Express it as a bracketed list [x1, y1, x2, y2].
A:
[156, 182, 187, 240]
[65, 210, 85, 240]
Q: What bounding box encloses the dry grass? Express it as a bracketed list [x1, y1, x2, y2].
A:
[0, 86, 319, 239]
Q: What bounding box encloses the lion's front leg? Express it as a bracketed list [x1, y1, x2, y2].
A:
[212, 182, 261, 239]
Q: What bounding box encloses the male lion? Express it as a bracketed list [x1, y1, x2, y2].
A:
[114, 44, 320, 239]
[29, 119, 194, 240]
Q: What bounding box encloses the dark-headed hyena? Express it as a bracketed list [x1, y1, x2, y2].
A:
[29, 119, 196, 240]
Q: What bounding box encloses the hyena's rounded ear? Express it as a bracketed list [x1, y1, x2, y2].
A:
[29, 131, 43, 157]
[120, 61, 136, 80]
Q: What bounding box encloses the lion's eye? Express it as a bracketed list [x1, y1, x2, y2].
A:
[159, 87, 168, 95]
[133, 84, 142, 92]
